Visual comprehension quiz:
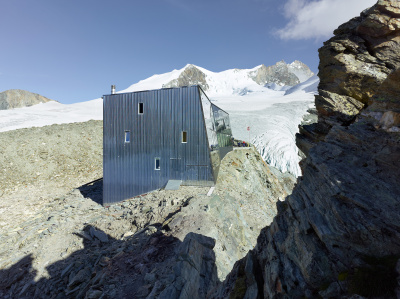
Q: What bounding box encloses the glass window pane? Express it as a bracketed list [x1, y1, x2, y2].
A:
[125, 131, 130, 143]
[155, 158, 160, 170]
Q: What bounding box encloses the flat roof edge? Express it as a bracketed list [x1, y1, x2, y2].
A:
[103, 85, 201, 97]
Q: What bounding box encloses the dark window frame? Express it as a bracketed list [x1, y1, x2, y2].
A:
[182, 131, 187, 143]
[155, 157, 161, 170]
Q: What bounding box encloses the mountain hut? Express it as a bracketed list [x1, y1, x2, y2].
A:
[102, 85, 233, 205]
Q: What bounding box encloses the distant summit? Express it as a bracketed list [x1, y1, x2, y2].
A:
[162, 64, 210, 91]
[288, 60, 315, 82]
[0, 89, 55, 110]
[121, 60, 314, 96]
[250, 60, 313, 86]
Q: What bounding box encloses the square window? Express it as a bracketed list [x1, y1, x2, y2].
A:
[182, 131, 187, 143]
[138, 102, 144, 114]
[125, 131, 130, 143]
[155, 158, 160, 170]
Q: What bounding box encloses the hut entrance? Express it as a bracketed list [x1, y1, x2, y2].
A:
[169, 158, 181, 180]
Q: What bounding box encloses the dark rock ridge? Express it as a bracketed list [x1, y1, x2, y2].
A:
[213, 1, 400, 298]
[0, 89, 54, 110]
[162, 64, 210, 91]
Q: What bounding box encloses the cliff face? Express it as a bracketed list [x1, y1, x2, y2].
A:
[214, 1, 400, 298]
[298, 0, 400, 156]
[0, 89, 54, 110]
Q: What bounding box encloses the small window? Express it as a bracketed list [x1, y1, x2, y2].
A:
[155, 158, 160, 170]
[125, 131, 130, 143]
[138, 102, 144, 114]
[182, 131, 187, 143]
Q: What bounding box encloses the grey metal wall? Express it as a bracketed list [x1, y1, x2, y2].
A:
[103, 85, 217, 205]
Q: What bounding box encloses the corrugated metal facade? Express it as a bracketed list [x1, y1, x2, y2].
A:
[103, 85, 232, 205]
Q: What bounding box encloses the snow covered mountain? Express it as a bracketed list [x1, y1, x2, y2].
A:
[120, 61, 314, 96]
[0, 61, 317, 176]
[284, 75, 319, 95]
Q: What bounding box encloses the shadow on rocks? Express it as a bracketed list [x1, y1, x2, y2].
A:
[78, 178, 103, 205]
[0, 224, 220, 299]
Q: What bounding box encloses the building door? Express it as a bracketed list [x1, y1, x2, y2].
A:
[169, 158, 181, 180]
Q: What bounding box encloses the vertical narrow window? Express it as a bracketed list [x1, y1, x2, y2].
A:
[182, 131, 187, 143]
[155, 158, 160, 170]
[124, 131, 130, 143]
[138, 102, 144, 114]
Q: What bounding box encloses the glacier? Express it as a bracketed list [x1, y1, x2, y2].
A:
[211, 75, 319, 177]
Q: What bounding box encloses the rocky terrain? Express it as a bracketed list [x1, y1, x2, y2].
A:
[213, 1, 400, 298]
[0, 90, 55, 110]
[2, 1, 399, 298]
[0, 119, 295, 298]
[0, 120, 103, 197]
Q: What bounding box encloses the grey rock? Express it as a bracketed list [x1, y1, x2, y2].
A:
[163, 65, 209, 91]
[89, 227, 109, 243]
[61, 262, 75, 278]
[146, 281, 164, 299]
[137, 284, 153, 297]
[75, 230, 93, 241]
[166, 233, 218, 299]
[144, 272, 157, 285]
[18, 280, 33, 297]
[68, 267, 91, 289]
[85, 288, 103, 299]
[213, 1, 400, 298]
[158, 285, 178, 299]
[249, 60, 301, 86]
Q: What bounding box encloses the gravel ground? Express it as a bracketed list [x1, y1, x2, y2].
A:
[0, 120, 103, 196]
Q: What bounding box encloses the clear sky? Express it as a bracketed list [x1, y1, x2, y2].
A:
[1, 0, 375, 104]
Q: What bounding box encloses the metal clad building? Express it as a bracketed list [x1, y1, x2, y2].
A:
[103, 85, 232, 205]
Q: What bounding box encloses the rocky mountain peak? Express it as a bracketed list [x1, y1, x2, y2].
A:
[288, 60, 315, 82]
[249, 60, 313, 87]
[250, 61, 299, 86]
[160, 61, 314, 94]
[0, 89, 55, 110]
[162, 64, 209, 91]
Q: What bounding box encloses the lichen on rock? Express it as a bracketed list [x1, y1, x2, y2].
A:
[302, 0, 400, 153]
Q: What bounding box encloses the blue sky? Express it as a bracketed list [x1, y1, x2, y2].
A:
[1, 0, 375, 104]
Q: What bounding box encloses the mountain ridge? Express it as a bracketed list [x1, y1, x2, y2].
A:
[0, 89, 55, 110]
[121, 60, 314, 96]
